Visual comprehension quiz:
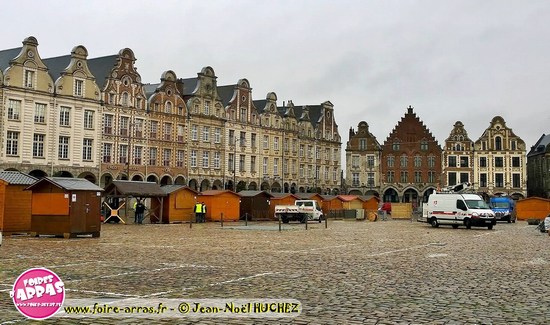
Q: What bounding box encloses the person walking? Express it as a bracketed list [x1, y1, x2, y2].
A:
[201, 202, 207, 223]
[135, 199, 146, 224]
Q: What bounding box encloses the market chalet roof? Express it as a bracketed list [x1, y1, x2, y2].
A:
[0, 171, 37, 185]
[160, 185, 199, 195]
[105, 180, 166, 197]
[237, 190, 274, 198]
[26, 177, 104, 191]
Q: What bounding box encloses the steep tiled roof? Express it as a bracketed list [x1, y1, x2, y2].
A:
[0, 47, 21, 71]
[0, 171, 37, 185]
[254, 100, 267, 113]
[179, 77, 198, 95]
[144, 83, 159, 97]
[217, 85, 235, 107]
[527, 134, 550, 157]
[87, 55, 119, 90]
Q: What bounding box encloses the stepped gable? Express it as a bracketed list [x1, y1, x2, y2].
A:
[383, 105, 439, 147]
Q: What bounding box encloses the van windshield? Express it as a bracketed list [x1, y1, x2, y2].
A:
[493, 202, 510, 208]
[465, 200, 490, 209]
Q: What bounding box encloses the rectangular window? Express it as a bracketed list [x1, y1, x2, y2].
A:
[134, 119, 143, 138]
[133, 146, 142, 165]
[214, 152, 220, 169]
[495, 173, 504, 187]
[202, 151, 209, 168]
[215, 128, 221, 143]
[367, 172, 375, 186]
[387, 171, 394, 183]
[400, 156, 408, 168]
[35, 103, 46, 123]
[149, 147, 157, 165]
[119, 116, 129, 136]
[448, 156, 457, 167]
[393, 142, 400, 151]
[479, 157, 487, 168]
[299, 164, 304, 178]
[400, 171, 408, 183]
[84, 110, 94, 129]
[274, 158, 279, 175]
[228, 130, 235, 145]
[511, 140, 517, 150]
[414, 171, 422, 183]
[204, 101, 210, 115]
[191, 125, 198, 141]
[495, 157, 504, 167]
[58, 136, 70, 159]
[163, 123, 172, 141]
[251, 156, 256, 172]
[263, 135, 269, 149]
[82, 139, 94, 161]
[103, 143, 112, 163]
[480, 173, 487, 187]
[263, 157, 268, 174]
[6, 131, 19, 156]
[60, 106, 71, 126]
[191, 150, 197, 167]
[74, 79, 83, 96]
[512, 157, 520, 167]
[202, 126, 210, 142]
[177, 125, 184, 142]
[352, 155, 360, 168]
[228, 153, 235, 172]
[420, 141, 428, 151]
[387, 156, 394, 167]
[460, 172, 469, 183]
[274, 137, 279, 150]
[300, 145, 305, 157]
[176, 150, 184, 167]
[8, 99, 21, 120]
[460, 156, 469, 167]
[512, 173, 520, 188]
[163, 149, 171, 167]
[359, 139, 366, 150]
[448, 172, 457, 186]
[240, 132, 246, 146]
[104, 114, 113, 134]
[33, 134, 45, 158]
[352, 173, 359, 186]
[240, 155, 246, 172]
[315, 146, 320, 160]
[308, 146, 313, 158]
[428, 171, 436, 183]
[150, 121, 158, 139]
[119, 145, 128, 164]
[367, 155, 375, 168]
[25, 70, 35, 88]
[428, 156, 435, 168]
[414, 156, 422, 168]
[325, 166, 329, 180]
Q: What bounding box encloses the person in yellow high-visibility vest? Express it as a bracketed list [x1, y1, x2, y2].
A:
[194, 202, 202, 223]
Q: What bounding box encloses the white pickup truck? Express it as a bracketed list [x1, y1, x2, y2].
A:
[274, 200, 324, 223]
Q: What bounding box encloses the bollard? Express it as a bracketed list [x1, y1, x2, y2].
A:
[325, 215, 328, 229]
[245, 213, 248, 226]
[305, 215, 308, 230]
[221, 213, 224, 227]
[278, 215, 282, 232]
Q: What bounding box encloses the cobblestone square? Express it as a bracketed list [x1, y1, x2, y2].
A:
[1, 220, 550, 324]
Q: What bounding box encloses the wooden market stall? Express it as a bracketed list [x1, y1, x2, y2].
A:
[103, 180, 166, 224]
[0, 171, 37, 234]
[320, 195, 343, 215]
[269, 193, 300, 220]
[26, 177, 103, 238]
[359, 195, 381, 221]
[198, 190, 241, 221]
[515, 197, 550, 221]
[152, 185, 198, 223]
[239, 190, 273, 220]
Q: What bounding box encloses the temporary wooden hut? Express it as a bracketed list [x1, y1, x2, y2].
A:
[337, 195, 364, 210]
[359, 195, 381, 221]
[153, 185, 198, 223]
[516, 197, 550, 221]
[26, 177, 103, 238]
[103, 180, 166, 224]
[320, 195, 343, 215]
[239, 191, 273, 220]
[0, 171, 37, 234]
[198, 190, 241, 221]
[269, 193, 300, 220]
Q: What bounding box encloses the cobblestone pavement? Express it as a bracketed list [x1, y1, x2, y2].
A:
[1, 219, 550, 324]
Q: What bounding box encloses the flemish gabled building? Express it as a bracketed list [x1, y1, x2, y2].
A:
[218, 79, 262, 191]
[180, 66, 227, 191]
[88, 48, 150, 186]
[380, 106, 442, 204]
[0, 36, 101, 182]
[346, 121, 381, 196]
[474, 116, 526, 198]
[527, 134, 550, 198]
[442, 121, 474, 187]
[143, 70, 188, 185]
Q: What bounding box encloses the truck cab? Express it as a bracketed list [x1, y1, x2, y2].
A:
[489, 197, 516, 223]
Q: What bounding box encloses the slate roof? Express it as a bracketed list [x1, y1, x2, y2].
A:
[253, 100, 267, 113]
[160, 185, 198, 195]
[179, 77, 199, 95]
[528, 134, 550, 157]
[42, 55, 71, 81]
[0, 171, 37, 185]
[87, 55, 119, 90]
[0, 47, 21, 71]
[217, 85, 235, 107]
[237, 190, 274, 198]
[105, 180, 166, 197]
[144, 83, 159, 97]
[26, 177, 103, 191]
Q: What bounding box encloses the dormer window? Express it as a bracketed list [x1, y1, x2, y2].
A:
[74, 79, 84, 96]
[24, 70, 35, 88]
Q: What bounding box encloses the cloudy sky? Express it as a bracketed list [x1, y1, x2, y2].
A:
[5, 0, 550, 164]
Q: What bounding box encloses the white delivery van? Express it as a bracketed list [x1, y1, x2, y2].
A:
[425, 193, 496, 230]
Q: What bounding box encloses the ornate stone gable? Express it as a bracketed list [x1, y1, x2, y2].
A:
[474, 116, 525, 151]
[148, 70, 187, 116]
[102, 48, 146, 109]
[53, 45, 101, 100]
[347, 121, 380, 151]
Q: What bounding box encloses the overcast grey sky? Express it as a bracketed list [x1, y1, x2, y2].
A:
[4, 0, 550, 164]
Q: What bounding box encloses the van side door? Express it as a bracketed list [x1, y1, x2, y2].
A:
[456, 199, 467, 221]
